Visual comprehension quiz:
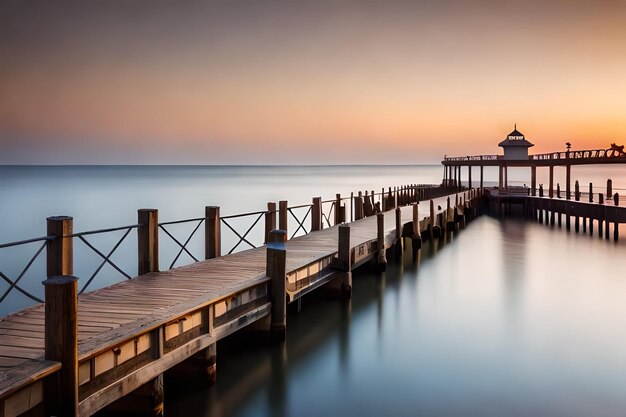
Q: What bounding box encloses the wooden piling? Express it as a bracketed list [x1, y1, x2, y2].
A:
[266, 202, 277, 242]
[139, 209, 159, 273]
[46, 216, 73, 277]
[395, 207, 402, 249]
[336, 225, 352, 298]
[44, 275, 78, 417]
[377, 213, 387, 270]
[531, 166, 537, 196]
[335, 194, 342, 225]
[549, 166, 554, 198]
[429, 200, 435, 240]
[354, 196, 364, 220]
[607, 179, 612, 198]
[589, 183, 593, 203]
[267, 230, 287, 342]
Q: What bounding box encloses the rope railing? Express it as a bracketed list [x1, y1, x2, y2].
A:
[159, 218, 204, 269]
[0, 183, 495, 313]
[0, 239, 49, 304]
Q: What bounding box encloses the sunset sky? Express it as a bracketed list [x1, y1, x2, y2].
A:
[1, 0, 626, 164]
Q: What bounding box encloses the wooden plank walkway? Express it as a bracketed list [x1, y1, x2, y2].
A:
[0, 193, 467, 416]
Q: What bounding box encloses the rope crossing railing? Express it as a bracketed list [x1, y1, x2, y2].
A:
[287, 204, 312, 239]
[71, 225, 139, 294]
[220, 210, 266, 254]
[321, 201, 335, 228]
[159, 217, 205, 269]
[0, 236, 52, 304]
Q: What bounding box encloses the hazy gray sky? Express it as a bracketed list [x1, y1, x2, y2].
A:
[1, 0, 626, 164]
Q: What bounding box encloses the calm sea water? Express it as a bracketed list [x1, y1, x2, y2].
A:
[1, 164, 626, 415]
[167, 217, 626, 417]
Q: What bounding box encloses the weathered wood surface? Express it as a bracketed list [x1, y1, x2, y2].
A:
[0, 193, 459, 414]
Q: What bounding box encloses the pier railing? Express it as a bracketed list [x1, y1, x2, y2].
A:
[443, 147, 626, 162]
[0, 183, 448, 314]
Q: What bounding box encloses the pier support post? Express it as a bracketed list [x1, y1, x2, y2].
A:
[468, 166, 472, 189]
[205, 206, 221, 259]
[411, 203, 421, 252]
[566, 164, 571, 200]
[557, 183, 561, 199]
[311, 197, 322, 231]
[47, 216, 73, 277]
[599, 194, 604, 238]
[531, 166, 537, 196]
[614, 193, 620, 241]
[589, 183, 593, 203]
[607, 179, 613, 199]
[395, 207, 403, 252]
[480, 165, 484, 190]
[139, 209, 159, 273]
[549, 166, 554, 198]
[44, 275, 78, 417]
[334, 225, 352, 299]
[429, 200, 435, 239]
[498, 165, 503, 192]
[267, 230, 287, 342]
[265, 202, 277, 242]
[376, 213, 387, 271]
[279, 201, 288, 237]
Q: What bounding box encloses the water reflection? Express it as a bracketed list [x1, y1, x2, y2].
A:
[166, 216, 626, 417]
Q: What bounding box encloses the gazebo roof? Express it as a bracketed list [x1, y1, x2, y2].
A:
[498, 125, 534, 148]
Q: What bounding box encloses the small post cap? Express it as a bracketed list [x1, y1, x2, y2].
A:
[43, 275, 79, 286]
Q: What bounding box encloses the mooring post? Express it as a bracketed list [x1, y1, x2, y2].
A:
[205, 206, 221, 259]
[539, 184, 544, 198]
[607, 179, 613, 199]
[279, 200, 288, 237]
[335, 225, 352, 298]
[557, 183, 561, 199]
[575, 181, 580, 201]
[47, 216, 73, 277]
[395, 207, 402, 250]
[376, 213, 387, 270]
[44, 275, 78, 417]
[614, 195, 620, 241]
[589, 183, 593, 203]
[265, 202, 277, 242]
[139, 209, 159, 273]
[429, 200, 435, 240]
[267, 230, 287, 342]
[566, 164, 571, 200]
[531, 166, 537, 196]
[598, 194, 604, 238]
[605, 204, 610, 240]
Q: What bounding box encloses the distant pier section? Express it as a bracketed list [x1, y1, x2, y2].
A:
[442, 126, 626, 240]
[441, 126, 626, 194]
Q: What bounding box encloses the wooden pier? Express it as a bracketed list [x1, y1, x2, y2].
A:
[0, 184, 482, 417]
